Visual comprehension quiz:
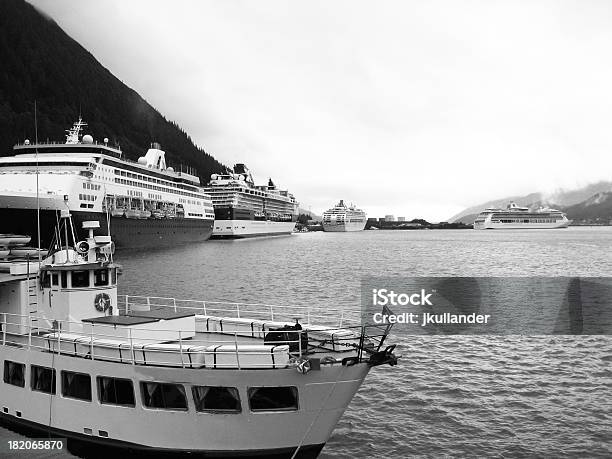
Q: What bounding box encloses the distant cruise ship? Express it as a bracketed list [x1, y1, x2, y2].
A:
[473, 202, 571, 229]
[0, 119, 215, 247]
[203, 164, 298, 238]
[322, 200, 367, 232]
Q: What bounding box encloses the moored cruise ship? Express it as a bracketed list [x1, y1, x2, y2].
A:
[204, 164, 298, 238]
[0, 119, 215, 247]
[473, 202, 571, 229]
[322, 200, 367, 232]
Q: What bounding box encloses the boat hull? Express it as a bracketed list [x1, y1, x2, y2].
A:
[211, 219, 296, 238]
[474, 220, 571, 229]
[0, 414, 324, 458]
[322, 221, 366, 232]
[0, 345, 368, 457]
[0, 208, 213, 248]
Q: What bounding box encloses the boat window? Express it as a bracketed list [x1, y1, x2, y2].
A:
[94, 269, 108, 287]
[61, 371, 91, 401]
[61, 271, 67, 288]
[97, 376, 135, 407]
[110, 268, 117, 285]
[71, 270, 90, 288]
[192, 386, 241, 413]
[31, 365, 56, 394]
[51, 273, 59, 286]
[140, 382, 188, 411]
[3, 361, 25, 387]
[248, 386, 298, 412]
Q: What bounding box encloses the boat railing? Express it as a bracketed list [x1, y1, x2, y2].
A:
[0, 311, 389, 370]
[122, 295, 362, 328]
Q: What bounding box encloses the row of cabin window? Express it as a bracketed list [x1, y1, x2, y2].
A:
[3, 361, 297, 413]
[41, 269, 117, 289]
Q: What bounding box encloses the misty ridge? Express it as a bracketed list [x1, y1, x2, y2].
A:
[0, 0, 226, 183]
[450, 181, 612, 225]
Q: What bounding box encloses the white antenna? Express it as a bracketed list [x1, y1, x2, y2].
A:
[34, 101, 41, 267]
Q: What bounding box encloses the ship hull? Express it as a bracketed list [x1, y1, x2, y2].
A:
[211, 219, 296, 238]
[0, 344, 368, 458]
[474, 220, 571, 229]
[0, 208, 213, 248]
[0, 414, 324, 458]
[322, 221, 366, 232]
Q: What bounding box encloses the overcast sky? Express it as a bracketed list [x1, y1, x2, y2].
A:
[30, 0, 612, 220]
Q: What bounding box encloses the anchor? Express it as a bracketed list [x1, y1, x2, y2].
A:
[366, 344, 398, 367]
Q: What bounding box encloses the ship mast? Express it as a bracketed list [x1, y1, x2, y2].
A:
[65, 117, 87, 144]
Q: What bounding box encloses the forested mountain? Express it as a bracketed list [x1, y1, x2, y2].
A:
[0, 0, 225, 181]
[450, 181, 612, 224]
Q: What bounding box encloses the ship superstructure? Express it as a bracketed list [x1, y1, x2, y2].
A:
[322, 200, 367, 232]
[473, 202, 571, 229]
[0, 119, 215, 247]
[204, 164, 298, 238]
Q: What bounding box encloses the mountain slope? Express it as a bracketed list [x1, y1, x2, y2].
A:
[563, 192, 612, 222]
[0, 0, 225, 180]
[449, 181, 612, 223]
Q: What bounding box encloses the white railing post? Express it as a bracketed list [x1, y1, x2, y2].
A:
[2, 313, 6, 346]
[298, 330, 302, 357]
[57, 325, 61, 356]
[178, 330, 185, 368]
[201, 301, 206, 316]
[28, 316, 32, 350]
[146, 296, 150, 311]
[270, 305, 274, 321]
[339, 310, 344, 328]
[125, 295, 129, 314]
[129, 328, 135, 365]
[236, 303, 240, 319]
[173, 298, 177, 313]
[234, 331, 241, 370]
[90, 324, 95, 361]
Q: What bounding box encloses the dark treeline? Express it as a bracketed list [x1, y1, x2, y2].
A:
[0, 0, 226, 181]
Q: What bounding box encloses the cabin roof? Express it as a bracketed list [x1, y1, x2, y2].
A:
[82, 316, 159, 326]
[128, 308, 195, 320]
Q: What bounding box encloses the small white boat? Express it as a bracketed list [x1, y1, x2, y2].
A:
[8, 247, 49, 258]
[0, 234, 31, 247]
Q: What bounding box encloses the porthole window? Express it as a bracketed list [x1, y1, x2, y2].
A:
[141, 382, 187, 411]
[94, 269, 108, 287]
[192, 386, 241, 413]
[71, 270, 90, 288]
[61, 371, 91, 401]
[31, 365, 56, 394]
[248, 386, 298, 412]
[3, 361, 25, 387]
[98, 376, 135, 407]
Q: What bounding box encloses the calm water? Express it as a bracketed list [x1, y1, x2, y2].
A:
[2, 227, 611, 457]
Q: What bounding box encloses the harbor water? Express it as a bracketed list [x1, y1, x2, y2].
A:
[1, 227, 611, 458]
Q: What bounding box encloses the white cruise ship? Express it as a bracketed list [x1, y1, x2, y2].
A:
[322, 200, 367, 232]
[0, 119, 215, 247]
[204, 164, 298, 238]
[473, 202, 571, 229]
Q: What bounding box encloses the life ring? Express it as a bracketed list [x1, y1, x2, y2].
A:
[94, 293, 111, 312]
